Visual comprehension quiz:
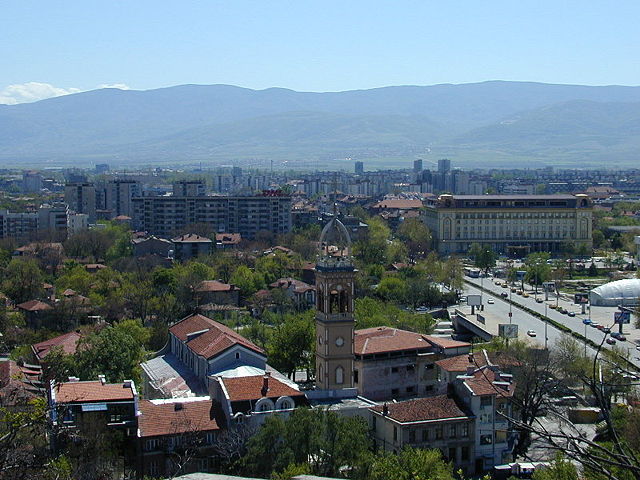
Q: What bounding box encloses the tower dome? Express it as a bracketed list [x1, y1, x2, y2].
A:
[317, 215, 353, 270]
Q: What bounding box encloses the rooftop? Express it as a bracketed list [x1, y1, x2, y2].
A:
[32, 331, 82, 360]
[54, 379, 135, 403]
[16, 299, 52, 312]
[435, 349, 520, 373]
[354, 326, 470, 355]
[172, 234, 213, 243]
[138, 397, 221, 437]
[462, 367, 515, 397]
[370, 394, 471, 423]
[140, 353, 206, 398]
[196, 280, 238, 292]
[220, 374, 303, 402]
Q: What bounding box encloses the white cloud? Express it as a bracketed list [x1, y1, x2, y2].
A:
[0, 82, 131, 105]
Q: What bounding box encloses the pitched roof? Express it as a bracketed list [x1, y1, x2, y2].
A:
[370, 394, 471, 423]
[220, 374, 303, 402]
[0, 360, 41, 404]
[372, 199, 424, 210]
[169, 314, 264, 360]
[215, 233, 242, 245]
[196, 280, 237, 292]
[16, 299, 52, 312]
[435, 350, 520, 373]
[171, 234, 212, 243]
[54, 380, 135, 403]
[354, 327, 470, 355]
[269, 277, 315, 293]
[32, 331, 82, 360]
[462, 367, 515, 398]
[138, 398, 221, 437]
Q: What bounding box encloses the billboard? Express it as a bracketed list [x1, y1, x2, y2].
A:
[467, 294, 482, 307]
[516, 270, 527, 281]
[499, 324, 519, 339]
[574, 293, 589, 304]
[614, 311, 631, 324]
[477, 314, 486, 325]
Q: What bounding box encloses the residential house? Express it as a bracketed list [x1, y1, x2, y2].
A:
[137, 397, 222, 478]
[369, 395, 475, 474]
[195, 280, 240, 307]
[0, 358, 42, 406]
[353, 326, 471, 401]
[16, 300, 53, 328]
[215, 233, 242, 249]
[171, 234, 213, 261]
[132, 236, 173, 258]
[269, 277, 316, 308]
[31, 331, 82, 363]
[435, 350, 520, 388]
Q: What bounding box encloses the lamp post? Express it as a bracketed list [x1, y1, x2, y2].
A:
[544, 303, 548, 350]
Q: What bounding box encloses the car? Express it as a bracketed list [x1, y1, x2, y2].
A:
[549, 304, 557, 309]
[568, 311, 576, 317]
[536, 298, 544, 303]
[517, 290, 523, 295]
[527, 330, 537, 337]
[611, 332, 622, 339]
[487, 298, 495, 304]
[582, 318, 592, 325]
[606, 338, 617, 345]
[500, 292, 508, 298]
[416, 306, 428, 312]
[590, 323, 601, 329]
[510, 287, 516, 292]
[522, 293, 530, 298]
[603, 327, 611, 333]
[502, 284, 509, 289]
[459, 296, 467, 302]
[613, 333, 627, 342]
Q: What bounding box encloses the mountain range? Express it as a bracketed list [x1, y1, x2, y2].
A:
[1, 81, 640, 168]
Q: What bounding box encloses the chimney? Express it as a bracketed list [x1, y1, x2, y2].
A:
[98, 374, 106, 385]
[382, 403, 389, 416]
[466, 366, 475, 376]
[174, 403, 183, 411]
[261, 372, 271, 397]
[468, 353, 474, 363]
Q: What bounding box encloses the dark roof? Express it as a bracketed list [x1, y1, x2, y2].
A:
[138, 398, 221, 437]
[435, 350, 520, 373]
[370, 394, 471, 423]
[171, 234, 212, 243]
[169, 314, 264, 360]
[16, 300, 52, 312]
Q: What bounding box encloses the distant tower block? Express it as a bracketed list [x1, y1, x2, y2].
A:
[315, 215, 356, 390]
[413, 159, 423, 173]
[354, 161, 364, 175]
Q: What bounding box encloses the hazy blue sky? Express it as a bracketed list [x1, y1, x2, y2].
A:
[2, 1, 639, 103]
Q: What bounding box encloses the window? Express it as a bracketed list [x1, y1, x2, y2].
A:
[480, 396, 492, 407]
[449, 424, 456, 438]
[235, 352, 240, 359]
[425, 385, 434, 393]
[406, 386, 415, 394]
[480, 434, 493, 445]
[391, 367, 399, 373]
[146, 439, 160, 451]
[205, 432, 216, 445]
[354, 369, 359, 384]
[406, 364, 415, 372]
[462, 423, 469, 438]
[435, 426, 443, 439]
[391, 388, 399, 396]
[422, 429, 429, 442]
[409, 429, 416, 443]
[425, 363, 435, 370]
[335, 366, 344, 385]
[462, 446, 469, 461]
[449, 448, 456, 461]
[393, 426, 397, 441]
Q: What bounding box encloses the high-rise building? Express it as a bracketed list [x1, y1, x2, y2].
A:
[95, 164, 110, 174]
[354, 161, 364, 175]
[22, 171, 42, 193]
[315, 217, 355, 390]
[172, 180, 206, 197]
[438, 159, 451, 174]
[132, 194, 292, 239]
[105, 179, 141, 218]
[413, 159, 423, 173]
[64, 182, 97, 222]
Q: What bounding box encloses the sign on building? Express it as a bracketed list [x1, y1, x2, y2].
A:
[574, 292, 589, 304]
[499, 324, 519, 339]
[614, 311, 631, 324]
[467, 294, 482, 307]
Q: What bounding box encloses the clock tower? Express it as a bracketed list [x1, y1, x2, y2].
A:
[315, 215, 355, 390]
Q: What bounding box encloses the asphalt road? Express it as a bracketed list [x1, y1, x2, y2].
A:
[463, 276, 640, 368]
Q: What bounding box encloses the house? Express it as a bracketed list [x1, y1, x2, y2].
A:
[195, 280, 240, 306]
[0, 359, 42, 406]
[353, 326, 471, 401]
[171, 234, 213, 261]
[269, 277, 316, 308]
[435, 350, 520, 389]
[31, 331, 82, 363]
[132, 236, 173, 258]
[215, 233, 242, 249]
[141, 314, 266, 398]
[16, 300, 53, 328]
[137, 397, 222, 478]
[369, 395, 475, 474]
[84, 263, 108, 273]
[209, 370, 307, 428]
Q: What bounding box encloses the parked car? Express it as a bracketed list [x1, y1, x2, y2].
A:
[603, 327, 611, 333]
[536, 298, 544, 303]
[606, 338, 617, 345]
[527, 330, 537, 337]
[549, 304, 557, 309]
[522, 293, 530, 298]
[568, 311, 576, 317]
[582, 318, 592, 325]
[487, 298, 495, 304]
[611, 332, 627, 341]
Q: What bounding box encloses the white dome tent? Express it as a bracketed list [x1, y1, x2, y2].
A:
[589, 279, 640, 307]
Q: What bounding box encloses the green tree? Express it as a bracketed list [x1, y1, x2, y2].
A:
[2, 258, 44, 304]
[357, 447, 454, 480]
[376, 276, 407, 304]
[230, 265, 265, 300]
[267, 311, 315, 379]
[525, 252, 551, 294]
[532, 454, 578, 480]
[397, 218, 432, 259]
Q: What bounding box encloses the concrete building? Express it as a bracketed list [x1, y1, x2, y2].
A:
[370, 395, 475, 474]
[64, 182, 97, 222]
[105, 179, 141, 218]
[132, 195, 292, 239]
[423, 194, 593, 256]
[353, 327, 471, 401]
[173, 180, 207, 197]
[68, 213, 89, 233]
[354, 161, 364, 175]
[172, 234, 213, 261]
[22, 171, 42, 193]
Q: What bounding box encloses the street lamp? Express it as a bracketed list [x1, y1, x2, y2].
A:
[544, 303, 548, 350]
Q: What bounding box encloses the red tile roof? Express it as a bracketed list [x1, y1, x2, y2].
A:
[196, 280, 237, 292]
[220, 374, 303, 402]
[54, 380, 135, 403]
[373, 199, 424, 210]
[463, 367, 515, 398]
[138, 399, 221, 437]
[0, 360, 40, 404]
[354, 327, 470, 355]
[435, 350, 520, 373]
[215, 233, 242, 245]
[169, 314, 264, 360]
[370, 394, 471, 423]
[269, 277, 315, 293]
[17, 299, 52, 312]
[32, 331, 82, 360]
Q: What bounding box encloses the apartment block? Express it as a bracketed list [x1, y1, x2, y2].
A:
[132, 194, 292, 239]
[105, 179, 141, 218]
[64, 182, 97, 222]
[423, 194, 592, 256]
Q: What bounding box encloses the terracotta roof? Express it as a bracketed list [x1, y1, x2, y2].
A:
[169, 314, 264, 360]
[54, 380, 135, 403]
[171, 234, 212, 243]
[463, 367, 515, 398]
[354, 327, 470, 355]
[32, 331, 82, 360]
[370, 394, 471, 423]
[220, 374, 303, 402]
[85, 263, 107, 270]
[16, 300, 52, 312]
[138, 399, 221, 438]
[196, 280, 237, 292]
[0, 359, 41, 403]
[62, 288, 77, 297]
[435, 350, 520, 373]
[113, 215, 131, 221]
[215, 233, 242, 245]
[269, 277, 315, 293]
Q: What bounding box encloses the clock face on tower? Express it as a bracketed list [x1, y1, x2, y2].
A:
[335, 336, 344, 347]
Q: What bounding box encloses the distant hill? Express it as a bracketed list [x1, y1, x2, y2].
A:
[1, 81, 640, 167]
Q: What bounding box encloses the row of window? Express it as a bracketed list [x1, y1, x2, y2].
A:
[395, 422, 471, 443]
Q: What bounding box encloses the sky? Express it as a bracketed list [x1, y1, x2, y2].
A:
[2, 1, 640, 104]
